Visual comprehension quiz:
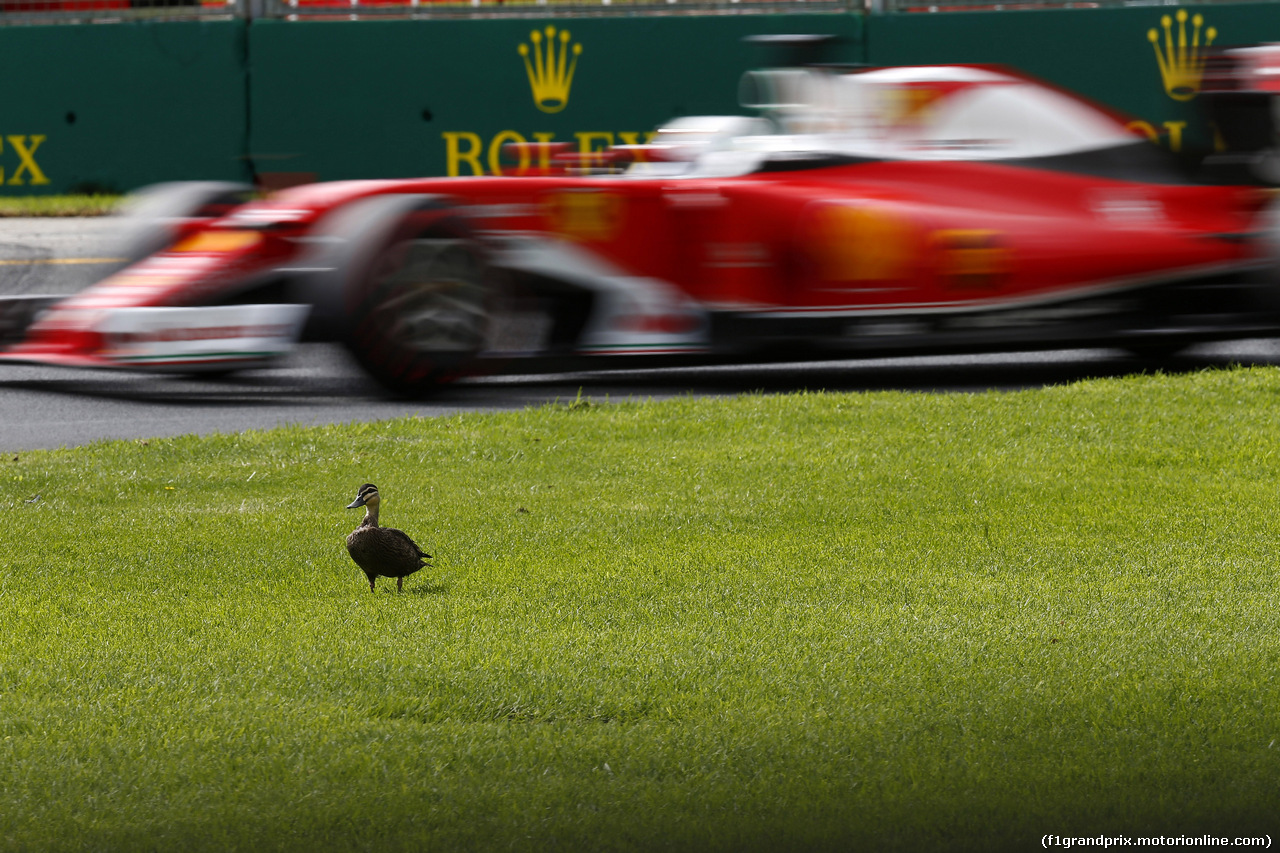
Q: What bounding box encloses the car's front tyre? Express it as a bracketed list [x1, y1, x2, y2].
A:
[346, 230, 490, 396]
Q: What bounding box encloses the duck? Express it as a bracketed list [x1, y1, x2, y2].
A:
[345, 483, 432, 592]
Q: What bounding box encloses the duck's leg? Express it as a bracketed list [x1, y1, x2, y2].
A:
[397, 577, 404, 593]
[367, 574, 377, 592]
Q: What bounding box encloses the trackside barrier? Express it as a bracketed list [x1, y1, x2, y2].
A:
[2, 3, 1280, 194]
[246, 3, 1280, 185]
[246, 14, 865, 185]
[0, 21, 249, 194]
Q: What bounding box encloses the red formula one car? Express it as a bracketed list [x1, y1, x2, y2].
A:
[3, 56, 1279, 395]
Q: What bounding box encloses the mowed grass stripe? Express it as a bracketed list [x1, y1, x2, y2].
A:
[0, 195, 119, 217]
[2, 367, 1279, 851]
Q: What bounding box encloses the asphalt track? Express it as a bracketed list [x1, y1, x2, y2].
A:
[3, 217, 1280, 452]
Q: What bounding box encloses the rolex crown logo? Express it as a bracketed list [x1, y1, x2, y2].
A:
[519, 26, 582, 114]
[1147, 9, 1217, 101]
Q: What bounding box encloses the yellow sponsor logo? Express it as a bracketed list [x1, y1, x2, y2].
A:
[1, 135, 48, 186]
[813, 204, 915, 282]
[931, 229, 1011, 290]
[1125, 119, 1190, 152]
[544, 189, 623, 242]
[883, 86, 948, 130]
[442, 130, 656, 176]
[171, 231, 263, 254]
[1148, 10, 1217, 102]
[519, 26, 582, 114]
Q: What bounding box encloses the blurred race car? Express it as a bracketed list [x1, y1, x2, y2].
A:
[3, 55, 1280, 395]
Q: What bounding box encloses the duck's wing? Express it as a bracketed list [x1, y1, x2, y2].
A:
[385, 527, 432, 562]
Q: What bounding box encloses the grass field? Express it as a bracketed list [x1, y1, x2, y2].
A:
[2, 367, 1279, 851]
[0, 195, 119, 217]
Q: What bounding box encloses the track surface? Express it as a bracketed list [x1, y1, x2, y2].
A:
[3, 217, 1279, 452]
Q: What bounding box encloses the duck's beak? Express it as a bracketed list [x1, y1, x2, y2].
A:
[346, 496, 367, 509]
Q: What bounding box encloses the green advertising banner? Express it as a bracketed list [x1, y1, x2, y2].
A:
[4, 5, 1280, 196]
[866, 5, 1280, 155]
[247, 15, 865, 183]
[0, 21, 249, 195]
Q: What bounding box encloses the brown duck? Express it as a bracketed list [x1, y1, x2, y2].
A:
[345, 483, 432, 592]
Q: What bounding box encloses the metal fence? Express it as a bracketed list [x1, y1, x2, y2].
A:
[266, 0, 857, 18]
[877, 0, 1279, 12]
[0, 0, 1272, 23]
[0, 0, 233, 25]
[0, 0, 856, 23]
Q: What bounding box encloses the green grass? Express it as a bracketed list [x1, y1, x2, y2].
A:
[3, 367, 1280, 851]
[0, 195, 120, 217]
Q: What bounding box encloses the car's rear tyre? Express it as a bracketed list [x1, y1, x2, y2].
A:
[345, 224, 490, 397]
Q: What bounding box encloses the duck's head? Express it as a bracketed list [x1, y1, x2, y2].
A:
[347, 483, 380, 510]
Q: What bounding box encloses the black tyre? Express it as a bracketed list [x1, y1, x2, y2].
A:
[345, 224, 490, 397]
